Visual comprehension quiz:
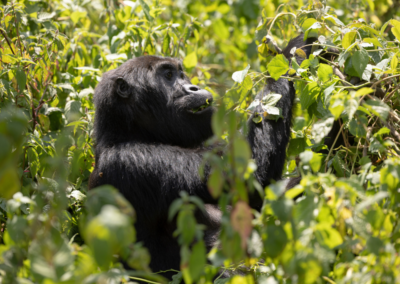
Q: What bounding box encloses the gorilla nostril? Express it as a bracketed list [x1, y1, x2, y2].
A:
[189, 86, 199, 92]
[183, 84, 200, 93]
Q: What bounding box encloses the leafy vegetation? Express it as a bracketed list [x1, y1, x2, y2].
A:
[1, 0, 400, 283]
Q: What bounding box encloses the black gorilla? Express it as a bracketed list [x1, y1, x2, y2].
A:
[89, 35, 315, 279]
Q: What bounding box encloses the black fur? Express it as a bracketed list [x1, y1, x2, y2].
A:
[89, 35, 315, 279]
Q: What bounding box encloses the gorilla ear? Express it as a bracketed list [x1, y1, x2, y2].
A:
[115, 78, 130, 99]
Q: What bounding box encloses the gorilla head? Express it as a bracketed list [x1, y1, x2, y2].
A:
[93, 56, 214, 148]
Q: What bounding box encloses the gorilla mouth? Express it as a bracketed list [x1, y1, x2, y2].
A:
[191, 99, 212, 113]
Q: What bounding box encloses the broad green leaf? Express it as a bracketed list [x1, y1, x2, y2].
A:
[70, 11, 87, 24]
[37, 12, 56, 22]
[300, 82, 320, 110]
[138, 0, 152, 20]
[363, 37, 382, 47]
[354, 87, 374, 97]
[301, 18, 317, 31]
[312, 117, 334, 144]
[15, 68, 26, 92]
[233, 137, 251, 175]
[345, 98, 358, 120]
[349, 115, 368, 137]
[390, 20, 400, 41]
[232, 65, 250, 83]
[262, 93, 282, 106]
[271, 199, 293, 223]
[374, 127, 390, 137]
[267, 54, 289, 81]
[212, 19, 229, 39]
[342, 31, 357, 49]
[287, 137, 306, 156]
[208, 170, 223, 198]
[185, 241, 206, 283]
[333, 154, 350, 177]
[263, 225, 287, 258]
[390, 53, 398, 70]
[65, 101, 82, 123]
[224, 76, 253, 109]
[363, 99, 390, 120]
[162, 32, 171, 55]
[317, 63, 333, 82]
[353, 49, 369, 78]
[183, 52, 198, 69]
[315, 223, 343, 249]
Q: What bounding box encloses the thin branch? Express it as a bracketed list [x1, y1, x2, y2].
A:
[384, 84, 400, 103]
[267, 12, 297, 35]
[371, 74, 400, 89]
[363, 127, 372, 157]
[382, 120, 400, 142]
[325, 122, 345, 172]
[0, 28, 15, 55]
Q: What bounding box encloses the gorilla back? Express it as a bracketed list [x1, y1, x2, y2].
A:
[89, 35, 314, 279]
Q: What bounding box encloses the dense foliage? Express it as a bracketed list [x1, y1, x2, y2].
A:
[1, 0, 400, 283]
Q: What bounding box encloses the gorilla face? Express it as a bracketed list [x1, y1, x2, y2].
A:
[93, 56, 214, 148]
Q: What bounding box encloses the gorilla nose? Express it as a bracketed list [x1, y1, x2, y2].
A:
[183, 84, 213, 101]
[183, 84, 199, 92]
[183, 84, 200, 93]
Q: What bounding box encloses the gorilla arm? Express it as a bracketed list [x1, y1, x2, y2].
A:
[247, 35, 315, 200]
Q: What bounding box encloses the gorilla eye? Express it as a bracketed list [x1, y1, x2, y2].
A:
[165, 71, 173, 80]
[180, 72, 185, 79]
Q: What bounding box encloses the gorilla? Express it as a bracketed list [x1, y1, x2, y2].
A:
[89, 35, 315, 280]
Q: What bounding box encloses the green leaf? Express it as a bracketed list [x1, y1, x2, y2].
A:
[224, 76, 253, 109]
[349, 115, 368, 137]
[287, 137, 307, 156]
[391, 53, 398, 70]
[162, 32, 171, 55]
[0, 167, 20, 199]
[70, 11, 87, 24]
[267, 54, 289, 81]
[27, 147, 40, 178]
[233, 137, 251, 175]
[317, 63, 333, 82]
[333, 154, 351, 177]
[263, 225, 287, 258]
[138, 0, 152, 20]
[390, 20, 400, 41]
[15, 68, 26, 92]
[342, 31, 357, 49]
[312, 117, 334, 144]
[353, 49, 369, 78]
[315, 223, 343, 249]
[300, 82, 320, 110]
[344, 98, 358, 120]
[363, 37, 382, 47]
[183, 52, 198, 69]
[212, 19, 229, 39]
[374, 127, 390, 137]
[186, 241, 206, 283]
[232, 65, 250, 83]
[65, 101, 82, 123]
[271, 199, 293, 223]
[207, 170, 223, 198]
[363, 100, 390, 121]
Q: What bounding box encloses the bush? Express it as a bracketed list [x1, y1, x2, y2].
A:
[0, 0, 400, 283]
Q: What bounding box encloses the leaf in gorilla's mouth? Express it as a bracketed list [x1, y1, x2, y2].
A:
[192, 99, 211, 113]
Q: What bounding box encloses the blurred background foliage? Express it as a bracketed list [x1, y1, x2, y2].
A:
[1, 0, 400, 283]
